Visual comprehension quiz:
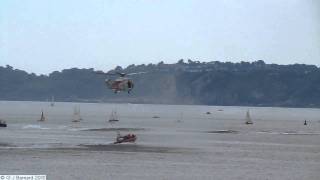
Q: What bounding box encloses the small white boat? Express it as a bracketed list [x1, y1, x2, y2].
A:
[72, 106, 82, 122]
[108, 110, 119, 123]
[38, 110, 46, 122]
[177, 112, 183, 123]
[245, 110, 253, 125]
[50, 96, 55, 107]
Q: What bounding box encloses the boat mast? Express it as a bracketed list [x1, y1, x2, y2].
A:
[50, 96, 55, 106]
[39, 110, 45, 122]
[72, 106, 82, 122]
[245, 110, 253, 124]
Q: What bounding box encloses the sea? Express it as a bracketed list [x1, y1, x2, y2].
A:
[0, 101, 319, 180]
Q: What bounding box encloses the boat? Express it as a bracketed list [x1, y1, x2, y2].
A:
[0, 120, 7, 127]
[114, 132, 137, 144]
[50, 96, 55, 107]
[38, 110, 45, 122]
[177, 112, 183, 123]
[245, 110, 253, 125]
[72, 106, 82, 122]
[152, 115, 160, 118]
[206, 111, 211, 115]
[108, 110, 119, 123]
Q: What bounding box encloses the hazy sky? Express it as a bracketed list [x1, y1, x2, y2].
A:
[1, 0, 319, 74]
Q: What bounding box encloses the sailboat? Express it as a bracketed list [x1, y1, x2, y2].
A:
[108, 110, 119, 123]
[245, 110, 253, 125]
[177, 112, 183, 123]
[72, 106, 82, 122]
[38, 110, 46, 122]
[50, 96, 55, 107]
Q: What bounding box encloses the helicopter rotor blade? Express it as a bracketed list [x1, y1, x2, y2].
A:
[116, 72, 126, 77]
[126, 72, 148, 76]
[96, 71, 147, 77]
[96, 71, 118, 76]
[96, 71, 107, 75]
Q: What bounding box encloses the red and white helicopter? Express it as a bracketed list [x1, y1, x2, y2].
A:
[97, 71, 146, 93]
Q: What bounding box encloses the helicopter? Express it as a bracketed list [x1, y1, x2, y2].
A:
[97, 71, 146, 93]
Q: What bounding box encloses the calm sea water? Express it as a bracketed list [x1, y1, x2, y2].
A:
[0, 100, 320, 147]
[0, 101, 319, 179]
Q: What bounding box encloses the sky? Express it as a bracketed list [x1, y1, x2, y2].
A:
[0, 0, 319, 74]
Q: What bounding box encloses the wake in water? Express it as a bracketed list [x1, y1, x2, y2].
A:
[255, 130, 320, 135]
[22, 124, 50, 130]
